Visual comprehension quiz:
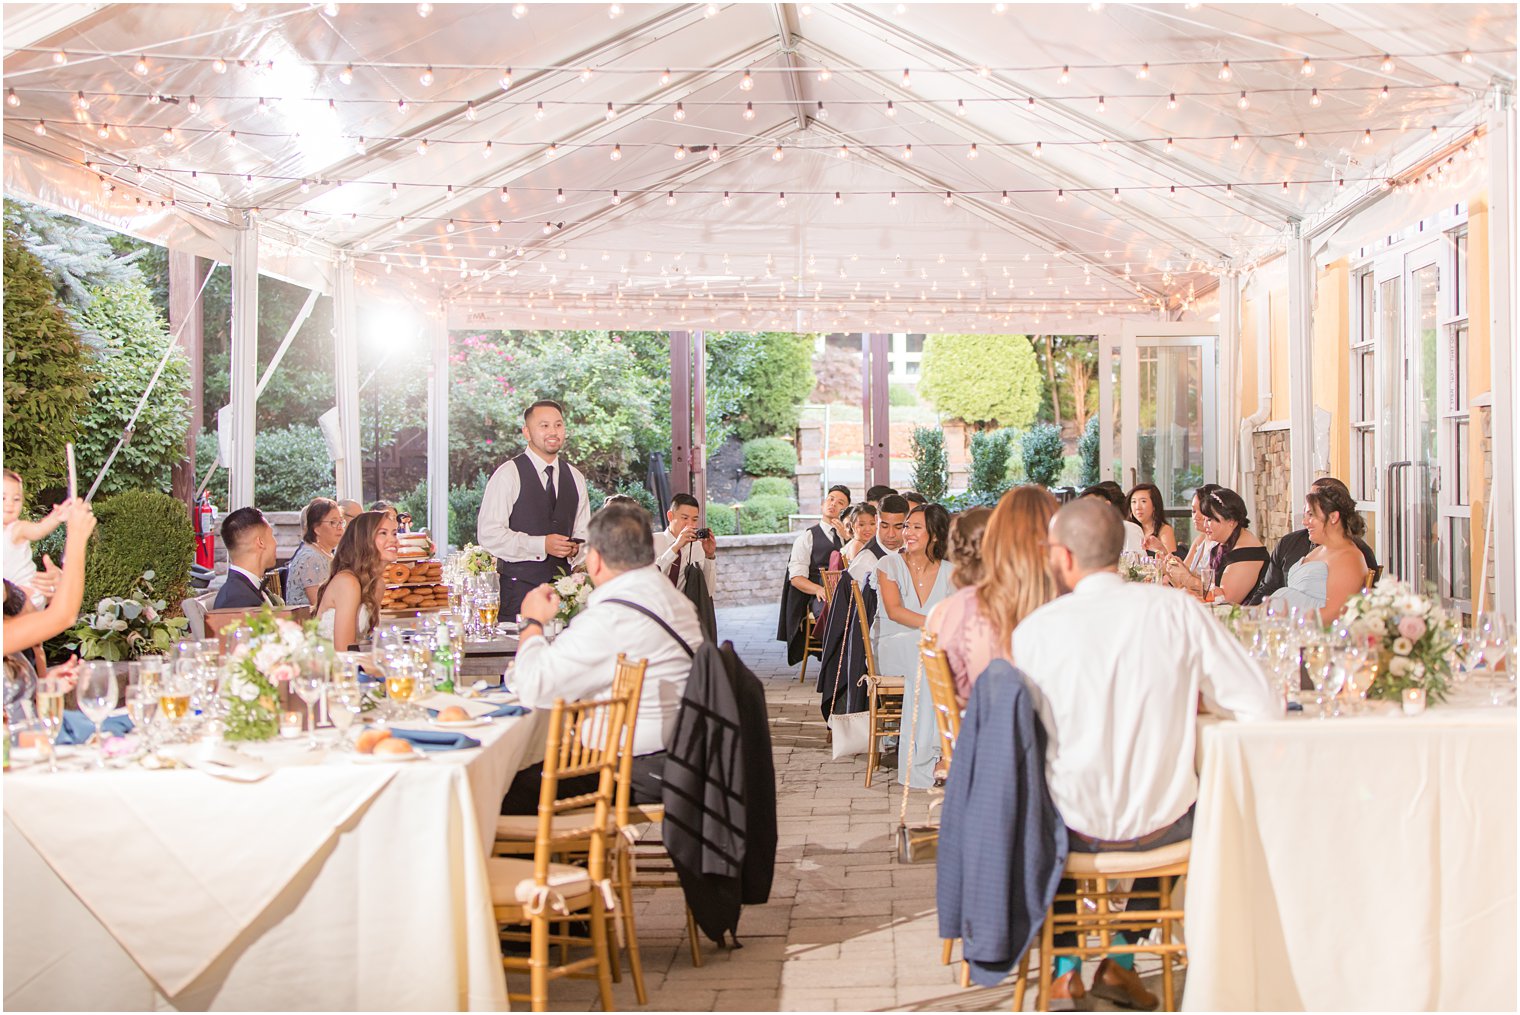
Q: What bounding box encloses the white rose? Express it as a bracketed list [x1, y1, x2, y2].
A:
[1388, 656, 1413, 677]
[1367, 618, 1388, 637]
[228, 676, 260, 702]
[254, 643, 285, 673]
[1392, 636, 1414, 656]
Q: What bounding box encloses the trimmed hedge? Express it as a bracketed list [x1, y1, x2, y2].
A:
[742, 437, 797, 478]
[969, 429, 1013, 501]
[81, 490, 195, 613]
[909, 426, 948, 503]
[706, 503, 737, 536]
[1022, 423, 1066, 488]
[747, 476, 796, 500]
[739, 494, 799, 534]
[1078, 415, 1101, 486]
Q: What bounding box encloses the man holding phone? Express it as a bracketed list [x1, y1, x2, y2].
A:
[476, 399, 591, 620]
[652, 492, 717, 594]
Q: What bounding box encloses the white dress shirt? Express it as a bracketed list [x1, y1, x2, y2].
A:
[651, 528, 716, 593]
[1123, 519, 1145, 554]
[1011, 571, 1280, 841]
[788, 524, 842, 581]
[476, 448, 590, 564]
[511, 564, 704, 756]
[847, 545, 889, 586]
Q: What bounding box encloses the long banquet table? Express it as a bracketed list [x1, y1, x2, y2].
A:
[1184, 700, 1517, 1011]
[4, 707, 547, 1012]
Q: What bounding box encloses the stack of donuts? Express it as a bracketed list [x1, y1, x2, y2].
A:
[381, 559, 448, 613]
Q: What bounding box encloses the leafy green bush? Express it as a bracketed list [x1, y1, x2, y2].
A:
[721, 332, 816, 441]
[65, 570, 189, 661]
[81, 490, 195, 613]
[1079, 415, 1101, 487]
[740, 494, 799, 534]
[969, 430, 1013, 501]
[613, 481, 658, 516]
[889, 383, 919, 407]
[254, 425, 335, 511]
[706, 503, 737, 536]
[3, 235, 93, 501]
[742, 438, 797, 478]
[396, 471, 491, 548]
[919, 334, 1043, 428]
[910, 426, 948, 503]
[747, 476, 796, 499]
[71, 280, 191, 499]
[1022, 423, 1066, 487]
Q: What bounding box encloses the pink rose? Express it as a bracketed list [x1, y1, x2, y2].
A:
[267, 662, 298, 684]
[1397, 615, 1426, 642]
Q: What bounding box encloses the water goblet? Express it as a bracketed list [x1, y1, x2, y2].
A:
[158, 671, 193, 742]
[1302, 643, 1334, 718]
[293, 647, 330, 750]
[125, 684, 159, 752]
[326, 683, 363, 750]
[77, 661, 118, 767]
[1477, 612, 1510, 672]
[476, 587, 501, 634]
[33, 676, 66, 772]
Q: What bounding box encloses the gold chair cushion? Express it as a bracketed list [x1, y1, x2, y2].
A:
[867, 675, 905, 690]
[488, 856, 592, 908]
[494, 812, 607, 842]
[1064, 839, 1191, 876]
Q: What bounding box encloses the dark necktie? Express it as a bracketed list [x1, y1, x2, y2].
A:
[543, 465, 557, 508]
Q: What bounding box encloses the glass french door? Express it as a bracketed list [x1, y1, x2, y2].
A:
[1100, 326, 1218, 544]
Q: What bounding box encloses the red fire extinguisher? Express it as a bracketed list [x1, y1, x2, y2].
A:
[194, 492, 217, 570]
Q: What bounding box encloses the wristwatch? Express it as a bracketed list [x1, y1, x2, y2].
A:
[519, 618, 545, 634]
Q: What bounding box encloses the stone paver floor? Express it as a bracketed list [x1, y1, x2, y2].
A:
[547, 605, 1184, 1012]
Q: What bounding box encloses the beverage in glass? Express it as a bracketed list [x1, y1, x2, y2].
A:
[77, 661, 118, 767]
[326, 683, 363, 749]
[477, 589, 500, 631]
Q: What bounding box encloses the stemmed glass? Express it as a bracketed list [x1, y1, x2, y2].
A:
[1476, 612, 1512, 705]
[76, 661, 118, 767]
[159, 670, 193, 742]
[125, 684, 159, 753]
[385, 654, 419, 720]
[1302, 643, 1333, 718]
[293, 645, 330, 750]
[33, 676, 66, 773]
[325, 683, 363, 749]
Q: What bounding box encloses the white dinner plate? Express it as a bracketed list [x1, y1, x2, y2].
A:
[432, 717, 491, 729]
[351, 749, 424, 763]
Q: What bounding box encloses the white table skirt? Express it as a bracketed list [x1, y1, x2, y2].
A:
[4, 711, 546, 1012]
[1184, 705, 1517, 1011]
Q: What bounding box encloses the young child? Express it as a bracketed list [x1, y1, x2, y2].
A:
[3, 470, 68, 608]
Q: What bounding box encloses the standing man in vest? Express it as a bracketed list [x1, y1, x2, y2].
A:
[776, 484, 851, 665]
[477, 399, 590, 621]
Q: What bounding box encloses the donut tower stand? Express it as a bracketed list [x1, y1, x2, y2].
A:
[381, 532, 447, 615]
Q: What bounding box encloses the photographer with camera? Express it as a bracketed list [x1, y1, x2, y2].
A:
[652, 492, 717, 594]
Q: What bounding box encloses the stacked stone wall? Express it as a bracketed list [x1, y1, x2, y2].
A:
[710, 533, 796, 608]
[1250, 429, 1293, 546]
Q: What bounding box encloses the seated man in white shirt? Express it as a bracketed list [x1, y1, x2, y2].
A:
[500, 501, 705, 814]
[1012, 498, 1280, 1009]
[651, 492, 717, 593]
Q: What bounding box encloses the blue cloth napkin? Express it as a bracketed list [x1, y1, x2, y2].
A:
[56, 710, 134, 745]
[483, 702, 529, 718]
[387, 727, 481, 751]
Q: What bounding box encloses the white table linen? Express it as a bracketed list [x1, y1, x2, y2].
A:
[1184, 705, 1517, 1011]
[4, 710, 547, 1011]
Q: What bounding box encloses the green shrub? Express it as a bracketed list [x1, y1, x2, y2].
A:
[888, 383, 919, 407]
[81, 490, 195, 613]
[254, 425, 335, 511]
[706, 503, 737, 536]
[614, 481, 658, 516]
[1079, 415, 1101, 487]
[969, 430, 1013, 501]
[909, 426, 948, 503]
[397, 471, 491, 548]
[3, 235, 93, 501]
[919, 333, 1043, 428]
[742, 437, 797, 478]
[71, 280, 191, 499]
[1022, 423, 1066, 487]
[723, 332, 816, 441]
[747, 476, 796, 499]
[740, 494, 799, 534]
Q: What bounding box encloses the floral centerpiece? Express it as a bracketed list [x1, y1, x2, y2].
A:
[458, 543, 497, 577]
[66, 570, 189, 661]
[1341, 578, 1459, 702]
[552, 571, 593, 626]
[222, 607, 331, 741]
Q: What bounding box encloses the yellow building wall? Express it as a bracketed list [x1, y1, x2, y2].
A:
[1467, 191, 1492, 607]
[1314, 260, 1351, 480]
[1239, 296, 1259, 419]
[1269, 287, 1290, 421]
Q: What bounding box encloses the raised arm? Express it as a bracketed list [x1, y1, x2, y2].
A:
[1, 500, 95, 652]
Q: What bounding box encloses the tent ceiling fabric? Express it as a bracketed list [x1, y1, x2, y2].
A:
[3, 2, 1512, 332]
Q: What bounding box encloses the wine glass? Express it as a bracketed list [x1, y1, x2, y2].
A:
[76, 661, 117, 767]
[293, 646, 330, 750]
[326, 683, 363, 750]
[1302, 643, 1335, 718]
[125, 684, 159, 753]
[33, 675, 66, 773]
[159, 670, 193, 742]
[476, 587, 500, 634]
[384, 654, 418, 720]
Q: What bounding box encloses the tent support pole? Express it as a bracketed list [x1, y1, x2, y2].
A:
[228, 223, 259, 511]
[692, 329, 708, 518]
[670, 331, 692, 497]
[427, 308, 451, 548]
[333, 255, 363, 502]
[862, 333, 891, 492]
[1287, 222, 1316, 515]
[1487, 82, 1516, 619]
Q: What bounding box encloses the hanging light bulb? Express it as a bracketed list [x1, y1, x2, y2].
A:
[546, 142, 559, 157]
[556, 187, 566, 203]
[837, 143, 849, 158]
[535, 101, 546, 120]
[132, 54, 149, 76]
[943, 191, 953, 206]
[1165, 137, 1175, 153]
[213, 57, 227, 74]
[416, 138, 430, 155]
[1461, 48, 1474, 65]
[901, 144, 912, 159]
[33, 119, 46, 136]
[604, 101, 616, 120]
[901, 68, 912, 88]
[1167, 92, 1178, 110]
[499, 68, 513, 89]
[1236, 90, 1249, 110]
[777, 192, 787, 207]
[53, 49, 68, 64]
[500, 186, 511, 202]
[445, 219, 455, 233]
[96, 123, 110, 139]
[817, 65, 832, 81]
[709, 144, 721, 161]
[815, 100, 828, 120]
[147, 91, 161, 105]
[481, 139, 493, 156]
[722, 191, 732, 206]
[772, 144, 784, 161]
[1136, 62, 1150, 79]
[674, 101, 686, 120]
[397, 97, 408, 112]
[257, 96, 270, 114]
[674, 143, 687, 160]
[1309, 87, 1321, 107]
[1295, 131, 1306, 148]
[417, 2, 432, 15]
[419, 65, 434, 86]
[666, 191, 676, 206]
[1217, 60, 1232, 81]
[161, 125, 175, 142]
[743, 101, 755, 120]
[1230, 134, 1242, 150]
[1034, 140, 1043, 157]
[5, 88, 18, 107]
[885, 99, 896, 117]
[1362, 128, 1373, 145]
[955, 98, 968, 117]
[73, 90, 89, 111]
[1380, 85, 1390, 101]
[1096, 95, 1106, 113]
[889, 192, 899, 206]
[740, 68, 754, 90]
[1056, 189, 1066, 202]
[466, 101, 479, 121]
[579, 67, 593, 82]
[610, 143, 622, 160]
[609, 2, 622, 16]
[513, 3, 527, 17]
[1380, 53, 1395, 73]
[967, 143, 979, 159]
[1058, 64, 1070, 84]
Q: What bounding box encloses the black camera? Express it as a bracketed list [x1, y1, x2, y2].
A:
[695, 528, 712, 540]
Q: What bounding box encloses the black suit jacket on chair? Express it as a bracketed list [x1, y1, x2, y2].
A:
[213, 570, 268, 610]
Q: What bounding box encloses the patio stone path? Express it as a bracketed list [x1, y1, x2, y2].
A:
[547, 604, 1183, 1012]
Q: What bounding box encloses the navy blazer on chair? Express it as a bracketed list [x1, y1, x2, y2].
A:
[936, 660, 1069, 987]
[212, 570, 267, 610]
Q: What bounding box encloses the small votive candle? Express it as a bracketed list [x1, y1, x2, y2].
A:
[1402, 687, 1427, 716]
[280, 711, 304, 739]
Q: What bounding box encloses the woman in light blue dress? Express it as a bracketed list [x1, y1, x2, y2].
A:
[1268, 484, 1368, 624]
[876, 503, 954, 789]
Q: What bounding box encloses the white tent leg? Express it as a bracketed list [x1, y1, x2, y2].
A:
[1219, 270, 1243, 489]
[427, 310, 451, 549]
[333, 256, 363, 502]
[228, 223, 259, 511]
[1487, 85, 1516, 619]
[1287, 223, 1316, 514]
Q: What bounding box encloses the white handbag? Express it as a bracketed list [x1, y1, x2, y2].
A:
[826, 588, 871, 759]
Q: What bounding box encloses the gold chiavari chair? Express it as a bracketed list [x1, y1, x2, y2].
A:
[490, 690, 629, 1011]
[799, 568, 845, 683]
[1013, 843, 1192, 1012]
[851, 579, 904, 788]
[920, 633, 971, 984]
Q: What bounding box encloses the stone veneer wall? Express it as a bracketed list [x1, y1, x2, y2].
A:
[710, 532, 796, 608]
[210, 510, 304, 567]
[1250, 429, 1293, 545]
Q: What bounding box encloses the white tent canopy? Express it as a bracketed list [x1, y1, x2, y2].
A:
[4, 2, 1512, 332]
